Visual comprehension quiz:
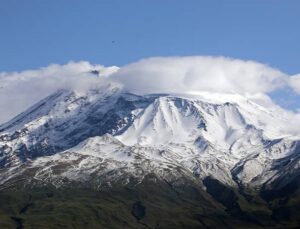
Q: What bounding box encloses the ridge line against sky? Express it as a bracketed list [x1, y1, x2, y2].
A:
[0, 56, 300, 126]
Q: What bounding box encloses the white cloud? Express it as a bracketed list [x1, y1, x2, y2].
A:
[0, 61, 119, 124]
[0, 56, 299, 137]
[111, 56, 287, 95]
[108, 56, 300, 137]
[289, 74, 300, 94]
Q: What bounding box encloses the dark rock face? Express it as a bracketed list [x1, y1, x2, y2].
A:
[10, 217, 23, 229]
[203, 177, 241, 215]
[131, 201, 146, 220]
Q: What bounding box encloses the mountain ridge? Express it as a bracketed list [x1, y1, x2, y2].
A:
[1, 85, 300, 228]
[0, 85, 299, 189]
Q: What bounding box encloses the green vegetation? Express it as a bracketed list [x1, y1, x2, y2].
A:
[0, 175, 299, 229]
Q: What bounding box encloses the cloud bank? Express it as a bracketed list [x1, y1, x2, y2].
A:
[0, 61, 118, 123]
[110, 57, 300, 137]
[0, 56, 299, 129]
[111, 56, 287, 95]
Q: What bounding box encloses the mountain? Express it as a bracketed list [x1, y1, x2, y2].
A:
[0, 84, 300, 228]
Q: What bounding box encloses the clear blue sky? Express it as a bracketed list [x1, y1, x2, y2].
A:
[0, 0, 299, 74]
[1, 0, 300, 110]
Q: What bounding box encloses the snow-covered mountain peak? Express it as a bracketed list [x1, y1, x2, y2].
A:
[0, 86, 299, 190]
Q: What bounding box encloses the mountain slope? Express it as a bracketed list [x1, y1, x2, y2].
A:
[1, 86, 300, 228]
[1, 86, 298, 187]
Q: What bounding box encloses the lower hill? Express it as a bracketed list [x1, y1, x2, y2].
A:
[1, 174, 300, 229]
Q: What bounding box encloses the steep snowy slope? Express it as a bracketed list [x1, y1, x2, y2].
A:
[0, 85, 299, 192]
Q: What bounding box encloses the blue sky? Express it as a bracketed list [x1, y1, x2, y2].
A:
[1, 0, 300, 109]
[1, 0, 299, 73]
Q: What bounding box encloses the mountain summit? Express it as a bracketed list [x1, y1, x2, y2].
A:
[1, 84, 300, 228]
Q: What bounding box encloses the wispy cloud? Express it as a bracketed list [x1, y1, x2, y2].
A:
[0, 61, 118, 123]
[111, 56, 287, 95]
[289, 74, 300, 94]
[0, 56, 299, 137]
